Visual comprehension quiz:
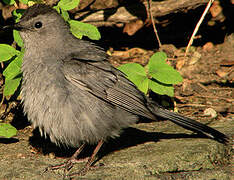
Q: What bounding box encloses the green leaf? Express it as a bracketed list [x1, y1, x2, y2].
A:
[19, 0, 28, 4]
[3, 77, 22, 96]
[118, 63, 149, 94]
[58, 0, 80, 11]
[0, 123, 17, 138]
[125, 72, 149, 94]
[118, 63, 146, 77]
[61, 9, 70, 21]
[69, 20, 101, 40]
[3, 54, 23, 80]
[136, 77, 149, 94]
[53, 5, 61, 13]
[12, 9, 24, 22]
[2, 0, 15, 5]
[148, 52, 183, 84]
[151, 51, 167, 61]
[0, 44, 19, 62]
[13, 30, 24, 47]
[149, 79, 174, 96]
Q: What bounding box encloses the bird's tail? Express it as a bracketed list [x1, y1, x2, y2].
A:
[150, 106, 228, 144]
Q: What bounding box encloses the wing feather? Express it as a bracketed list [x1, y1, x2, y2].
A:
[63, 60, 155, 119]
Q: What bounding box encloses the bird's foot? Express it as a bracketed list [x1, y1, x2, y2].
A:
[68, 166, 89, 177]
[43, 157, 89, 173]
[67, 163, 103, 177]
[43, 141, 104, 177]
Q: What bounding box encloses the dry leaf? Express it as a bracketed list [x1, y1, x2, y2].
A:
[203, 42, 214, 51]
[216, 69, 228, 77]
[189, 51, 201, 65]
[176, 57, 186, 70]
[2, 5, 16, 20]
[210, 1, 222, 18]
[220, 60, 234, 66]
[123, 19, 144, 36]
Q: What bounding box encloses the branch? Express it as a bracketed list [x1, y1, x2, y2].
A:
[75, 0, 209, 26]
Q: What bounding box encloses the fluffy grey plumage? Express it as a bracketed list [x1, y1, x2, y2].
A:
[17, 4, 227, 158]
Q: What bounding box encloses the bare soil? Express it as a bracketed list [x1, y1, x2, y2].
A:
[0, 2, 233, 179]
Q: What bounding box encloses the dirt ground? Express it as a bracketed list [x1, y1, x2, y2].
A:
[0, 3, 233, 179]
[108, 34, 234, 124]
[0, 34, 233, 180]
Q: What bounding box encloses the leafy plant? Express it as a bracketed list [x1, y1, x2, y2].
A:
[0, 45, 23, 96]
[1, 0, 101, 97]
[0, 123, 17, 138]
[0, 1, 183, 139]
[118, 52, 183, 96]
[0, 0, 100, 138]
[1, 0, 100, 97]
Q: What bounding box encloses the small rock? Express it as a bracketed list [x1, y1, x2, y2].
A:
[17, 153, 26, 159]
[48, 152, 56, 159]
[204, 108, 217, 118]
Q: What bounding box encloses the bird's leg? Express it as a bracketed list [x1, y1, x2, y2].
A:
[44, 143, 86, 172]
[64, 143, 87, 171]
[69, 140, 104, 177]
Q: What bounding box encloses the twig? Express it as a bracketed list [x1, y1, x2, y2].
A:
[196, 95, 234, 103]
[176, 94, 233, 103]
[176, 104, 207, 107]
[0, 95, 4, 109]
[185, 0, 214, 56]
[147, 0, 162, 47]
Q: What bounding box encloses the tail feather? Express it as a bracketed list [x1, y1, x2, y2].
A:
[153, 108, 228, 144]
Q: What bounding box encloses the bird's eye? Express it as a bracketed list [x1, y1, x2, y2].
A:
[34, 21, 42, 29]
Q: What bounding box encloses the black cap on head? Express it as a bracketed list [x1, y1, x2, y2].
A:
[20, 4, 56, 22]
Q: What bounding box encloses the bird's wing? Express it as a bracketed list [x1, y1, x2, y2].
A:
[69, 41, 108, 62]
[62, 59, 155, 119]
[62, 59, 228, 144]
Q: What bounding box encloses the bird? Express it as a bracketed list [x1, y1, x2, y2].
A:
[12, 3, 228, 176]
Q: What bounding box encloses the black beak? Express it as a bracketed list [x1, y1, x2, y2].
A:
[2, 23, 23, 31]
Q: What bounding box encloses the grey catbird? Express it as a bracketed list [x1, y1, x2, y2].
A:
[12, 4, 227, 176]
